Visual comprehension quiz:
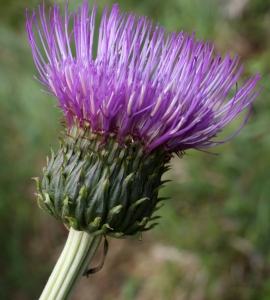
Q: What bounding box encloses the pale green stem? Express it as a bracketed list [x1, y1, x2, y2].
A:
[39, 228, 102, 300]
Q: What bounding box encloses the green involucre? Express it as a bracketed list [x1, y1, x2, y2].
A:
[35, 125, 171, 239]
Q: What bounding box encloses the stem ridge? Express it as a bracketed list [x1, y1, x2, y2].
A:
[39, 229, 102, 300]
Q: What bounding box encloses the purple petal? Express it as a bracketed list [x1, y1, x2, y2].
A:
[26, 1, 262, 153]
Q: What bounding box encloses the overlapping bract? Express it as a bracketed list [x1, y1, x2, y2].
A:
[26, 1, 261, 153]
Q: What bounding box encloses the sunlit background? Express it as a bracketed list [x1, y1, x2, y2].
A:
[1, 0, 270, 299]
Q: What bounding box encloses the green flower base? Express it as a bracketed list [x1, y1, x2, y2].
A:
[35, 124, 171, 239]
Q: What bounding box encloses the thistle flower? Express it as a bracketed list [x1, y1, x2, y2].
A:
[27, 1, 260, 154]
[26, 1, 261, 239]
[27, 2, 261, 299]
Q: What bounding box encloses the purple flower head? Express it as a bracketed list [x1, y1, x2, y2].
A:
[26, 1, 261, 153]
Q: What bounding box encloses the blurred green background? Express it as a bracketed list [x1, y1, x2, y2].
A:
[0, 0, 270, 299]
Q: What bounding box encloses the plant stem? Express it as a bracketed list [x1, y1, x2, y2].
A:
[39, 228, 102, 300]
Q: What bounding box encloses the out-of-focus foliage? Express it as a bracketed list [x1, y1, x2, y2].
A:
[0, 0, 269, 299]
